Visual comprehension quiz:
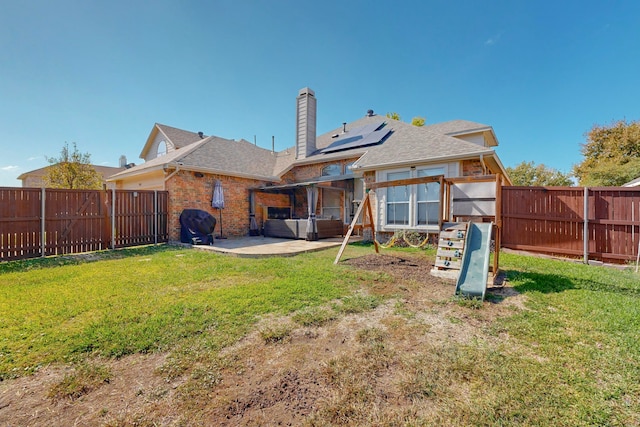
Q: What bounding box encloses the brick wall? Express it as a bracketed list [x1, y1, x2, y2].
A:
[167, 158, 360, 240]
[461, 160, 485, 176]
[167, 171, 270, 241]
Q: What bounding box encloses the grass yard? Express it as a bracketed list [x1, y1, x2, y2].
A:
[0, 245, 376, 379]
[0, 244, 639, 426]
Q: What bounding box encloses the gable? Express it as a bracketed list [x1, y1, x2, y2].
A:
[139, 123, 206, 161]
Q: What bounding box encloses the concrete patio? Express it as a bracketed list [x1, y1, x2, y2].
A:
[180, 235, 362, 258]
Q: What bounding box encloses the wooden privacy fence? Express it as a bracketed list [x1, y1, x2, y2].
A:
[502, 186, 640, 263]
[0, 188, 168, 261]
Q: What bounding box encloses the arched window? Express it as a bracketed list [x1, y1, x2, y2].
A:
[157, 140, 168, 157]
[321, 164, 341, 176]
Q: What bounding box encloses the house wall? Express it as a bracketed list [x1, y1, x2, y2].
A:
[457, 133, 486, 147]
[21, 174, 45, 188]
[114, 170, 166, 190]
[144, 132, 176, 162]
[166, 170, 273, 240]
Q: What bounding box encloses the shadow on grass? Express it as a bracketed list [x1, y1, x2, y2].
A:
[0, 244, 183, 274]
[502, 269, 640, 298]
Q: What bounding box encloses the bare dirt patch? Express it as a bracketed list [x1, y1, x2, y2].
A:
[0, 253, 526, 426]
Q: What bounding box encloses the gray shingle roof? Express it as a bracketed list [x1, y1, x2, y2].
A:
[156, 123, 206, 148]
[423, 120, 492, 135]
[114, 115, 503, 182]
[349, 117, 494, 170]
[112, 136, 281, 181]
[138, 123, 207, 159]
[179, 137, 278, 178]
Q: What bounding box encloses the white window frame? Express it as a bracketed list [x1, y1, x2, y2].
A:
[378, 164, 453, 231]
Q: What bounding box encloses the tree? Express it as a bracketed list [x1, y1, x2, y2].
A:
[506, 161, 573, 186]
[386, 112, 426, 126]
[411, 117, 425, 127]
[573, 119, 640, 186]
[44, 142, 102, 189]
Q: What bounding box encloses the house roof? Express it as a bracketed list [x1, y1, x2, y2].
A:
[110, 135, 281, 181]
[350, 117, 496, 171]
[17, 164, 125, 180]
[623, 176, 640, 187]
[424, 120, 499, 147]
[139, 123, 207, 159]
[111, 114, 506, 183]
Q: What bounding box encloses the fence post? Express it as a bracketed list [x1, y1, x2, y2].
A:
[41, 188, 46, 257]
[583, 187, 589, 264]
[111, 189, 116, 250]
[154, 190, 158, 245]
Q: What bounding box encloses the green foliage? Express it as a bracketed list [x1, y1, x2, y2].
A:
[573, 119, 640, 186]
[385, 113, 427, 127]
[44, 142, 102, 189]
[410, 116, 425, 127]
[506, 161, 573, 186]
[386, 112, 401, 121]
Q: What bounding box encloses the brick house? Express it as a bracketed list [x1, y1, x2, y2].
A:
[108, 88, 510, 242]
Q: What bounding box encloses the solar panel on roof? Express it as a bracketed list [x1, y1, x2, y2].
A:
[320, 121, 389, 154]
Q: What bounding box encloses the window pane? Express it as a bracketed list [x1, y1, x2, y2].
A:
[417, 167, 445, 178]
[322, 164, 341, 176]
[418, 202, 440, 225]
[387, 203, 409, 225]
[387, 171, 410, 203]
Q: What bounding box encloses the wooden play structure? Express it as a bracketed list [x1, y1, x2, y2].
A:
[334, 174, 506, 299]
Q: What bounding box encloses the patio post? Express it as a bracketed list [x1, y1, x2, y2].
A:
[306, 185, 318, 241]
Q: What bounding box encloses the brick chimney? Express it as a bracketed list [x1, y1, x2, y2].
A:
[295, 87, 317, 160]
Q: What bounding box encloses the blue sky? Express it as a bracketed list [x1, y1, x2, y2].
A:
[1, 0, 639, 186]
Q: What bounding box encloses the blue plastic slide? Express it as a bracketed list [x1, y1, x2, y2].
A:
[455, 222, 493, 300]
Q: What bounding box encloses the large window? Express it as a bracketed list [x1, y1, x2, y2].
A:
[386, 171, 410, 225]
[417, 167, 445, 226]
[383, 166, 446, 229]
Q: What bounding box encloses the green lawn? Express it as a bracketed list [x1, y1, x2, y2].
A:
[1, 245, 639, 426]
[0, 244, 374, 378]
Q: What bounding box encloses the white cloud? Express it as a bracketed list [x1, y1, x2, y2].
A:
[1, 165, 19, 171]
[27, 156, 40, 161]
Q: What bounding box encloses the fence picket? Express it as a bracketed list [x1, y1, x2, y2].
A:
[502, 186, 640, 263]
[0, 188, 169, 261]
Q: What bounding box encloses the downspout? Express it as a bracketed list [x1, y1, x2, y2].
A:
[164, 164, 181, 182]
[479, 154, 488, 175]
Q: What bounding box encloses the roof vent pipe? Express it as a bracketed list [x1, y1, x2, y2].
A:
[198, 131, 204, 139]
[272, 135, 275, 154]
[342, 122, 347, 133]
[367, 109, 374, 117]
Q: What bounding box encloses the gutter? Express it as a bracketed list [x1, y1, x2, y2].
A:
[351, 150, 494, 173]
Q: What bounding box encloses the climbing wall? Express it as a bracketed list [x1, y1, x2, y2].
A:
[432, 223, 468, 278]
